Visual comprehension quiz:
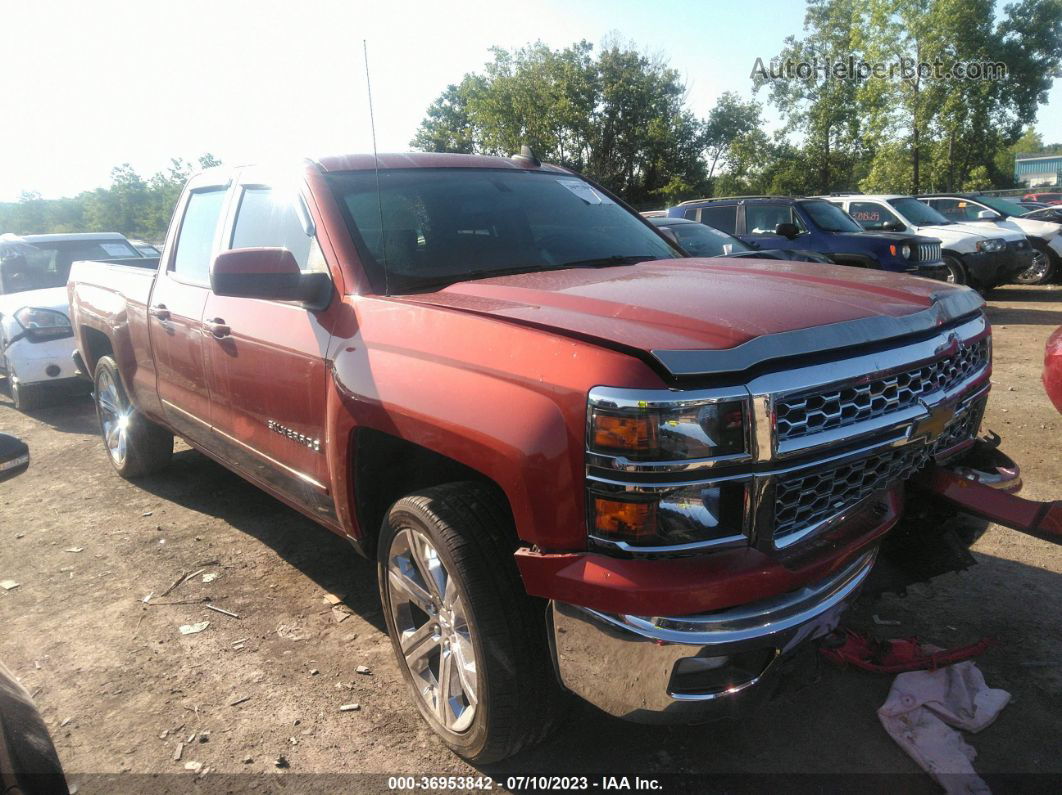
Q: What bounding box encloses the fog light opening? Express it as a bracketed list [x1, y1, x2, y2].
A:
[667, 648, 778, 697]
[45, 365, 61, 378]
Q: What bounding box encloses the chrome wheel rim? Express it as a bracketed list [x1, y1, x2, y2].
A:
[943, 258, 965, 285]
[96, 369, 129, 467]
[386, 527, 478, 733]
[1018, 250, 1050, 284]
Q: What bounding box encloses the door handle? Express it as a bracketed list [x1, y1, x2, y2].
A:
[148, 304, 170, 321]
[203, 318, 231, 339]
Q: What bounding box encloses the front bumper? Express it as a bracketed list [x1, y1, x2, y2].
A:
[549, 550, 876, 723]
[961, 247, 1031, 288]
[1, 335, 78, 386]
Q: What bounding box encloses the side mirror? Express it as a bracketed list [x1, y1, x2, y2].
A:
[0, 433, 29, 483]
[775, 222, 800, 240]
[977, 209, 1002, 220]
[885, 221, 906, 232]
[210, 248, 331, 310]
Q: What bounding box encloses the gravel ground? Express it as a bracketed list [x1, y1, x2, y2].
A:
[0, 284, 1059, 793]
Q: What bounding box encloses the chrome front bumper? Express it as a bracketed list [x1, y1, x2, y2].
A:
[549, 550, 876, 723]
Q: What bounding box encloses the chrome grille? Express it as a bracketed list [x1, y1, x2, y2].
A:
[773, 445, 925, 542]
[773, 396, 985, 543]
[931, 397, 987, 459]
[775, 339, 989, 442]
[917, 241, 942, 263]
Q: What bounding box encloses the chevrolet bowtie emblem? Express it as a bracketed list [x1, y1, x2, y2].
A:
[913, 401, 956, 442]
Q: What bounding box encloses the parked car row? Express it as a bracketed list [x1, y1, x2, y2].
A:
[653, 189, 1062, 290]
[0, 232, 158, 409]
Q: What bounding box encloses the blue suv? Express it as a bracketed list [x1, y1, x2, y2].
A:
[667, 196, 946, 276]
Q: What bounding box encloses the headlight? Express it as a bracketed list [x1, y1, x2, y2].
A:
[900, 244, 912, 259]
[975, 238, 1005, 253]
[586, 387, 752, 550]
[589, 482, 747, 549]
[589, 399, 747, 461]
[13, 307, 72, 341]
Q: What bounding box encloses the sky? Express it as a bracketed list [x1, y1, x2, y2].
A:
[2, 0, 1059, 201]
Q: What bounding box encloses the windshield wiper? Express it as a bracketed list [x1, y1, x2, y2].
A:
[555, 254, 662, 268]
[398, 256, 662, 294]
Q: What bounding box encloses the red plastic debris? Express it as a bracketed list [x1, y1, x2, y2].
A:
[820, 629, 994, 674]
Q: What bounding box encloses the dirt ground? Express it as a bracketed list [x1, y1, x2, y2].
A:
[0, 285, 1059, 793]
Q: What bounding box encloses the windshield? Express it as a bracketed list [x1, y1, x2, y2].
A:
[327, 168, 679, 293]
[798, 200, 863, 232]
[0, 239, 140, 294]
[975, 195, 1026, 217]
[663, 222, 750, 257]
[889, 197, 952, 226]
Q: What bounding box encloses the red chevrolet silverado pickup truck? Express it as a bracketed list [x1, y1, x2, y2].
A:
[67, 152, 1045, 762]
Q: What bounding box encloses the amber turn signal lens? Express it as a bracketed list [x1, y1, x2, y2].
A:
[889, 244, 897, 256]
[591, 412, 655, 454]
[593, 497, 657, 540]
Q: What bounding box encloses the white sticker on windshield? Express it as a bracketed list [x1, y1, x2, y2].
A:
[557, 178, 613, 205]
[101, 243, 133, 257]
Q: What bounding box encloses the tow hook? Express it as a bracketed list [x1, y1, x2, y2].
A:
[916, 436, 1062, 545]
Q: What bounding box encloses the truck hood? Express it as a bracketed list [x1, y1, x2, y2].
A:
[0, 286, 69, 319]
[400, 258, 983, 376]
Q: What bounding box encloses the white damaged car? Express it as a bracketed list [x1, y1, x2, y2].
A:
[0, 233, 148, 409]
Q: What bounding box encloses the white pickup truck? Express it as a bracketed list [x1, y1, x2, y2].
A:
[824, 195, 1034, 290]
[0, 232, 154, 409]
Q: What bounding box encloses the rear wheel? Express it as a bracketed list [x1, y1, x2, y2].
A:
[378, 482, 565, 763]
[1014, 242, 1056, 285]
[93, 355, 173, 478]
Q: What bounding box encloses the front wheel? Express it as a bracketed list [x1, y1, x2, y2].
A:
[378, 483, 565, 763]
[1014, 242, 1056, 285]
[93, 355, 173, 478]
[942, 254, 968, 286]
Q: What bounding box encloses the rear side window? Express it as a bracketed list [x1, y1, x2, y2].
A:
[849, 202, 902, 231]
[230, 188, 326, 273]
[697, 205, 737, 234]
[172, 189, 227, 283]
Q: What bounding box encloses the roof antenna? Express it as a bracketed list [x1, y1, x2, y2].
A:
[513, 144, 540, 167]
[363, 39, 389, 296]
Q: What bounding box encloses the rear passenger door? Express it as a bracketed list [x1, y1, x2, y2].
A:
[149, 182, 229, 444]
[201, 181, 337, 520]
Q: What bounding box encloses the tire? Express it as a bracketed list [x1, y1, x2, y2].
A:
[1014, 241, 1056, 285]
[93, 355, 173, 478]
[9, 375, 45, 411]
[941, 254, 968, 286]
[378, 482, 565, 763]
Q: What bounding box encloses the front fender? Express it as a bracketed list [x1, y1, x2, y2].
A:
[326, 297, 664, 550]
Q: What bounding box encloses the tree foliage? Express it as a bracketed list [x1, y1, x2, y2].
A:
[411, 40, 721, 206]
[0, 154, 221, 240]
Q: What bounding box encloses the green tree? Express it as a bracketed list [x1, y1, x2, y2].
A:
[757, 0, 869, 192]
[410, 39, 710, 206]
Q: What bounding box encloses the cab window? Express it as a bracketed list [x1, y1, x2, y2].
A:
[172, 189, 227, 283]
[230, 187, 328, 274]
[745, 204, 805, 235]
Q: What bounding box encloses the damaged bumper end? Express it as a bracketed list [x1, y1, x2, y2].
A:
[549, 550, 876, 723]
